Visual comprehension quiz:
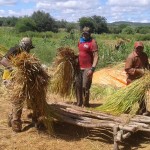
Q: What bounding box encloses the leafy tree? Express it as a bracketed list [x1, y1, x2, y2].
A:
[78, 15, 109, 34]
[78, 17, 95, 32]
[135, 26, 150, 34]
[8, 17, 18, 26]
[0, 19, 3, 26]
[66, 22, 78, 32]
[118, 24, 128, 32]
[122, 26, 135, 34]
[138, 28, 150, 34]
[0, 17, 18, 26]
[91, 15, 109, 33]
[108, 26, 121, 34]
[15, 17, 36, 32]
[56, 19, 68, 28]
[31, 10, 58, 32]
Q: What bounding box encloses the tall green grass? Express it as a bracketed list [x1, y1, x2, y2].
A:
[0, 27, 150, 68]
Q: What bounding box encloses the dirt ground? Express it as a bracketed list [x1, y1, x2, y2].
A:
[0, 85, 150, 150]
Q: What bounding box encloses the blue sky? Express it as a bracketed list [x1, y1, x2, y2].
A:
[0, 0, 150, 23]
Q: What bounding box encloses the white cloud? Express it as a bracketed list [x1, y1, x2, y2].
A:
[34, 0, 150, 22]
[35, 0, 100, 21]
[0, 9, 5, 16]
[0, 9, 34, 17]
[104, 0, 150, 22]
[0, 0, 17, 5]
[22, 0, 32, 3]
[0, 0, 150, 23]
[36, 0, 99, 10]
[140, 19, 149, 23]
[56, 1, 78, 9]
[62, 9, 74, 14]
[36, 2, 51, 9]
[107, 0, 150, 6]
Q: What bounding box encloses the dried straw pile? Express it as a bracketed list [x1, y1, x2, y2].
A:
[97, 72, 150, 115]
[50, 47, 78, 98]
[10, 52, 53, 132]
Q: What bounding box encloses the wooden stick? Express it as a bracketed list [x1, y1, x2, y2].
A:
[131, 118, 150, 124]
[122, 132, 131, 139]
[129, 122, 150, 128]
[116, 130, 123, 142]
[113, 126, 119, 150]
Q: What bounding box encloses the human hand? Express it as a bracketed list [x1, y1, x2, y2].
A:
[135, 69, 145, 75]
[86, 69, 93, 77]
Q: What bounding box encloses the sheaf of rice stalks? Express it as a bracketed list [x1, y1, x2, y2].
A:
[97, 72, 150, 115]
[50, 47, 79, 98]
[10, 52, 53, 133]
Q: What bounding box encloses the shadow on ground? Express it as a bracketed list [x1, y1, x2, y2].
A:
[119, 131, 150, 150]
[66, 101, 102, 108]
[21, 118, 150, 150]
[53, 122, 150, 150]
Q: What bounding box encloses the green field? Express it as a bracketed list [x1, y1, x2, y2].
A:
[0, 27, 150, 69]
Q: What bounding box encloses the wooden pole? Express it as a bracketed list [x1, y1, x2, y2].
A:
[113, 126, 119, 150]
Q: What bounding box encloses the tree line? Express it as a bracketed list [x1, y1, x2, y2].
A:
[0, 10, 150, 34]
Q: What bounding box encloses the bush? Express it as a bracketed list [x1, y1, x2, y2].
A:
[122, 26, 135, 34]
[18, 31, 54, 38]
[15, 17, 36, 32]
[135, 34, 150, 41]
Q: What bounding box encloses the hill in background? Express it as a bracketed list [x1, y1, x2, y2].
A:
[108, 21, 150, 27]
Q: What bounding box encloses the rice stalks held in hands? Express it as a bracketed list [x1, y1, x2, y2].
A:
[97, 72, 150, 115]
[50, 47, 78, 98]
[10, 52, 53, 133]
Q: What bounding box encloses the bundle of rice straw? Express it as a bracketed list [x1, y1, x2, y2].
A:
[50, 47, 78, 98]
[97, 72, 150, 115]
[10, 52, 53, 132]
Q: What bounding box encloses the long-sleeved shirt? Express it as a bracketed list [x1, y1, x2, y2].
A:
[125, 51, 149, 84]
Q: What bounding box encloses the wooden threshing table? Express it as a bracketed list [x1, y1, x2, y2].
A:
[49, 102, 150, 150]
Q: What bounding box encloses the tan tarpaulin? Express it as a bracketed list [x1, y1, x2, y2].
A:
[93, 67, 127, 88]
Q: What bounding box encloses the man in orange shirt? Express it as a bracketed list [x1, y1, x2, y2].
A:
[125, 41, 149, 115]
